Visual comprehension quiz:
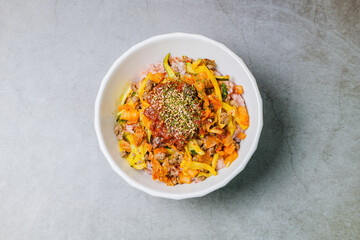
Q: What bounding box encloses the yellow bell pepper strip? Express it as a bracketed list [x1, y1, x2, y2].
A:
[199, 65, 224, 128]
[226, 115, 236, 136]
[197, 172, 213, 178]
[187, 139, 205, 155]
[206, 115, 217, 133]
[212, 153, 219, 169]
[120, 86, 132, 105]
[137, 78, 148, 102]
[166, 148, 175, 155]
[163, 53, 176, 79]
[185, 62, 196, 74]
[222, 102, 236, 115]
[192, 58, 202, 68]
[185, 146, 192, 161]
[180, 146, 193, 176]
[189, 161, 217, 176]
[215, 75, 230, 81]
[203, 65, 222, 102]
[125, 135, 151, 169]
[225, 151, 238, 167]
[145, 128, 151, 143]
[218, 109, 226, 129]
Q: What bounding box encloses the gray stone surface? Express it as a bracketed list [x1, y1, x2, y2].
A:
[0, 0, 359, 239]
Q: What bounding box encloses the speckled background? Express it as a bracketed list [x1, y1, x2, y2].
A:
[1, 0, 359, 239]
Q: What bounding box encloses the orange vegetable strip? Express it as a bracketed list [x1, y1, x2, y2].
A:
[224, 151, 238, 167]
[234, 85, 243, 94]
[237, 132, 247, 140]
[179, 172, 192, 184]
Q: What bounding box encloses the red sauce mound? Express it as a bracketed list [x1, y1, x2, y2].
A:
[144, 81, 202, 148]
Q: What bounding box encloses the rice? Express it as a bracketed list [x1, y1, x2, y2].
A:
[169, 57, 186, 76]
[124, 124, 135, 133]
[224, 81, 234, 95]
[140, 63, 166, 80]
[216, 158, 226, 170]
[232, 93, 245, 107]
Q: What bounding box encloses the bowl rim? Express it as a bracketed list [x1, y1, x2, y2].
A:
[94, 32, 263, 200]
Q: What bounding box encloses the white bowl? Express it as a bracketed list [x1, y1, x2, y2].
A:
[95, 33, 263, 200]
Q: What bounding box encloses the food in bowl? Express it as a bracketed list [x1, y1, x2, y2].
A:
[113, 53, 249, 186]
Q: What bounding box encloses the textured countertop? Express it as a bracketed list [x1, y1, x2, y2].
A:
[1, 0, 359, 239]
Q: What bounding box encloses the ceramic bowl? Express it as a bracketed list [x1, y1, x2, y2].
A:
[94, 33, 263, 200]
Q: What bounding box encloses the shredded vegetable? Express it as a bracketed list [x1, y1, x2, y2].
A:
[113, 53, 249, 185]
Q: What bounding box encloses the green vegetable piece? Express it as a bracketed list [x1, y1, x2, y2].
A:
[120, 86, 133, 105]
[163, 53, 176, 79]
[215, 75, 230, 81]
[221, 83, 228, 100]
[190, 150, 198, 155]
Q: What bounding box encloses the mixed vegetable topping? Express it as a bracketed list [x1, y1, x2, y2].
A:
[114, 54, 249, 185]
